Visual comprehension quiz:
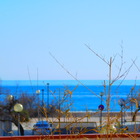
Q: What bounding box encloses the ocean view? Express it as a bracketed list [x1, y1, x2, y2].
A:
[1, 80, 140, 112]
[1, 1, 140, 138]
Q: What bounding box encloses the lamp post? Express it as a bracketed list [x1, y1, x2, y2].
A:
[36, 90, 40, 121]
[6, 95, 14, 136]
[118, 98, 125, 128]
[47, 83, 49, 109]
[42, 89, 44, 107]
[99, 92, 104, 128]
[14, 103, 23, 136]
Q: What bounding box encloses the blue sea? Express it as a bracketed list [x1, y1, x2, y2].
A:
[1, 80, 140, 112]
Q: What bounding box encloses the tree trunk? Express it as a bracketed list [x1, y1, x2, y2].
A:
[132, 108, 140, 122]
[12, 118, 24, 136]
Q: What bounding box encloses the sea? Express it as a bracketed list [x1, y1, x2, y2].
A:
[1, 80, 140, 112]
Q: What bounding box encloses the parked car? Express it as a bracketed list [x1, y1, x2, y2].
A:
[32, 121, 52, 135]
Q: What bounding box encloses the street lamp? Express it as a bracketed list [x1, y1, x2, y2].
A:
[6, 95, 14, 136]
[99, 92, 104, 128]
[14, 103, 23, 136]
[7, 95, 14, 102]
[47, 83, 49, 109]
[100, 92, 104, 104]
[36, 90, 40, 121]
[118, 98, 125, 128]
[42, 89, 44, 107]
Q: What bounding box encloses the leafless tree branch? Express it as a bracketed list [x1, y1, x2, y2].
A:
[49, 52, 100, 99]
[85, 44, 110, 65]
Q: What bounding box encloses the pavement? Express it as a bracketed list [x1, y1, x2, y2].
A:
[11, 114, 140, 136]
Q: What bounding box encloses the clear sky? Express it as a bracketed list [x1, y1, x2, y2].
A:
[0, 0, 140, 80]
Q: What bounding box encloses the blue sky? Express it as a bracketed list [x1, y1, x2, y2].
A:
[0, 0, 140, 80]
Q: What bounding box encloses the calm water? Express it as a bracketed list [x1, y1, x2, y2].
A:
[1, 80, 140, 112]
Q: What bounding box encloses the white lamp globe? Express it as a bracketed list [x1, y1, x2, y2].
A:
[36, 90, 40, 95]
[14, 103, 23, 112]
[7, 95, 14, 101]
[100, 92, 104, 96]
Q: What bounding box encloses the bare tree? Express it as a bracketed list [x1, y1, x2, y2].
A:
[18, 93, 38, 117]
[50, 45, 135, 134]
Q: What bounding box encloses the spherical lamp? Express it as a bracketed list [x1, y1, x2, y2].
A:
[14, 103, 23, 112]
